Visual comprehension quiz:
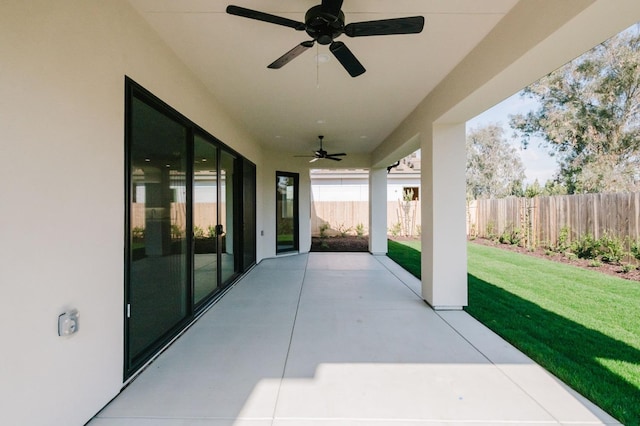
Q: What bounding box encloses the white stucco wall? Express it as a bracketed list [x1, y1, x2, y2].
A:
[0, 1, 261, 425]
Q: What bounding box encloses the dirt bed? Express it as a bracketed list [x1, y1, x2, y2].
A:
[310, 236, 369, 252]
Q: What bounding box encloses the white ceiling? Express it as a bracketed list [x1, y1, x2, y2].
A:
[128, 0, 519, 155]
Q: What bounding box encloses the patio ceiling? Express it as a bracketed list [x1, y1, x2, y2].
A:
[127, 0, 518, 156]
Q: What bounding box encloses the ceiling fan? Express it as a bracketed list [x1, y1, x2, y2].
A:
[295, 136, 346, 162]
[226, 1, 425, 77]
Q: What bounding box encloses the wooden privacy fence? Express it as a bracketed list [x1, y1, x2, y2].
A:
[467, 192, 640, 246]
[311, 201, 422, 236]
[131, 203, 225, 234]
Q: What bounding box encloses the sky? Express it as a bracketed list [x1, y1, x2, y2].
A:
[466, 92, 558, 185]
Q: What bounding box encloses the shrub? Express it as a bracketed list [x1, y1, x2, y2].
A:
[631, 240, 640, 260]
[389, 222, 401, 237]
[486, 221, 497, 240]
[319, 222, 330, 238]
[132, 226, 145, 240]
[589, 259, 603, 268]
[598, 233, 625, 264]
[337, 223, 352, 237]
[571, 233, 599, 260]
[355, 223, 365, 237]
[499, 227, 522, 246]
[171, 224, 183, 239]
[555, 226, 571, 253]
[621, 263, 637, 273]
[193, 225, 205, 239]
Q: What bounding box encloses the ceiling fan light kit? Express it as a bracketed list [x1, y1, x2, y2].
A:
[226, 0, 424, 77]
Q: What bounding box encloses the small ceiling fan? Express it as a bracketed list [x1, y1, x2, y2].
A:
[226, 0, 425, 77]
[295, 136, 346, 162]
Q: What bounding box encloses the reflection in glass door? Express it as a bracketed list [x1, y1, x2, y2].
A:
[220, 151, 237, 283]
[128, 97, 189, 370]
[193, 135, 218, 305]
[276, 172, 299, 253]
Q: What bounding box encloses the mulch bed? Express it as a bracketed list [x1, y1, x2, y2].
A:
[310, 236, 369, 252]
[470, 237, 640, 282]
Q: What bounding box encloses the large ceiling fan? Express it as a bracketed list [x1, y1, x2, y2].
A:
[295, 136, 346, 162]
[226, 1, 425, 77]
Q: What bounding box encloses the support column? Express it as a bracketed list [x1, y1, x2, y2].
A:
[369, 167, 387, 255]
[421, 123, 468, 309]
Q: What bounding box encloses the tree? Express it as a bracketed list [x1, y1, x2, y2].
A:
[523, 179, 567, 198]
[466, 123, 526, 199]
[510, 25, 640, 193]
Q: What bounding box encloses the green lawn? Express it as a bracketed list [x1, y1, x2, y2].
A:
[387, 239, 640, 426]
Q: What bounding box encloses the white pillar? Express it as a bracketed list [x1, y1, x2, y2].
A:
[369, 167, 387, 255]
[421, 123, 468, 309]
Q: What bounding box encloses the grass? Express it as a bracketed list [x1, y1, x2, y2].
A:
[387, 240, 421, 278]
[387, 239, 640, 426]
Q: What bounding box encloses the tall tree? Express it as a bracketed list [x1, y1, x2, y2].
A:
[466, 124, 525, 199]
[510, 26, 640, 193]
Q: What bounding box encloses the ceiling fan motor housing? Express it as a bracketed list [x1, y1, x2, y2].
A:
[305, 5, 345, 45]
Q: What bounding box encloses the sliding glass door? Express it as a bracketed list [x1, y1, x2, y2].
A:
[125, 79, 255, 378]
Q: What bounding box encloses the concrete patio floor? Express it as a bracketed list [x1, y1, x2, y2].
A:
[90, 253, 620, 425]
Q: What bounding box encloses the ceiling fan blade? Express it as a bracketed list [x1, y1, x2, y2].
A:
[309, 157, 320, 163]
[321, 0, 344, 19]
[226, 5, 305, 30]
[329, 42, 366, 77]
[326, 153, 346, 157]
[345, 16, 425, 37]
[268, 41, 315, 69]
[326, 156, 343, 161]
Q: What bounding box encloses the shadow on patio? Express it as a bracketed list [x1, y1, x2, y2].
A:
[90, 253, 619, 425]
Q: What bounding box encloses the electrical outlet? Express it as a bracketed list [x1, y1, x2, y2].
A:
[58, 310, 79, 336]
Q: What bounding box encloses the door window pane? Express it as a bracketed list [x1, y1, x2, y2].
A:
[220, 151, 237, 284]
[129, 97, 188, 364]
[193, 135, 218, 304]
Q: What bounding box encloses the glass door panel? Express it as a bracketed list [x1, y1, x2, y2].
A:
[276, 172, 299, 253]
[220, 151, 237, 284]
[128, 97, 189, 367]
[193, 135, 218, 304]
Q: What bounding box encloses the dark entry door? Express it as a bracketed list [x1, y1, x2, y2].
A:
[276, 171, 299, 254]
